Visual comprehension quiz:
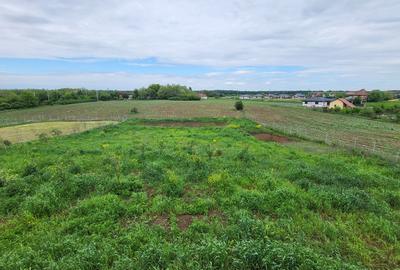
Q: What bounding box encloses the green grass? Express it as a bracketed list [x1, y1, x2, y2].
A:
[0, 118, 399, 269]
[0, 99, 399, 160]
[366, 100, 400, 109]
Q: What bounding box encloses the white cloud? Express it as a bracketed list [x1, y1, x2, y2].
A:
[225, 81, 245, 86]
[233, 70, 253, 75]
[0, 0, 399, 89]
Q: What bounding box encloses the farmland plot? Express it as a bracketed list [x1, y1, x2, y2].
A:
[0, 118, 399, 269]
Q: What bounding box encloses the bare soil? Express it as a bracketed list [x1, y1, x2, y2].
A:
[151, 214, 169, 229]
[252, 133, 291, 143]
[177, 214, 200, 230]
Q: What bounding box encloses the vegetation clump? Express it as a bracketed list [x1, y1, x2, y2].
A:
[133, 84, 200, 100]
[234, 100, 244, 111]
[130, 107, 139, 114]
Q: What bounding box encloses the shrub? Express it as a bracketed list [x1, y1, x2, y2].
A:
[235, 146, 253, 162]
[234, 101, 244, 111]
[161, 170, 184, 197]
[130, 107, 139, 114]
[207, 172, 232, 192]
[373, 106, 383, 114]
[66, 194, 127, 234]
[142, 162, 165, 182]
[104, 176, 143, 197]
[3, 140, 12, 147]
[22, 183, 62, 217]
[68, 164, 81, 174]
[395, 112, 400, 123]
[50, 129, 62, 136]
[360, 108, 376, 118]
[22, 163, 38, 177]
[232, 189, 267, 213]
[37, 133, 49, 142]
[185, 155, 209, 182]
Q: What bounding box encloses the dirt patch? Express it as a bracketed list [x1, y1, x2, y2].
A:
[253, 133, 290, 143]
[144, 185, 156, 198]
[151, 214, 169, 229]
[141, 121, 226, 127]
[177, 214, 195, 230]
[177, 214, 206, 230]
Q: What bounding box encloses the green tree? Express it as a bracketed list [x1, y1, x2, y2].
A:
[235, 101, 244, 111]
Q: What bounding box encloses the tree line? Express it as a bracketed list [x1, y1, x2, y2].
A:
[0, 88, 118, 111]
[0, 84, 200, 111]
[131, 84, 200, 100]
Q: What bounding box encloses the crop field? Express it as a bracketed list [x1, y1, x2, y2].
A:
[0, 118, 399, 269]
[1, 100, 399, 161]
[0, 121, 115, 143]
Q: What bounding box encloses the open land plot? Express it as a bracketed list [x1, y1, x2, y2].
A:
[0, 118, 399, 269]
[0, 121, 115, 143]
[1, 99, 399, 160]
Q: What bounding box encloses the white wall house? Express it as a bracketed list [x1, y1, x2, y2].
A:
[302, 98, 334, 108]
[239, 95, 251, 100]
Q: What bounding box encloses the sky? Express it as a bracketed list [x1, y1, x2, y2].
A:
[0, 0, 400, 90]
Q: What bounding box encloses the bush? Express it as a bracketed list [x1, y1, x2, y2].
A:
[37, 133, 49, 142]
[130, 107, 139, 114]
[104, 176, 143, 197]
[22, 163, 38, 177]
[51, 129, 62, 136]
[68, 164, 82, 174]
[373, 106, 383, 114]
[3, 140, 12, 146]
[22, 183, 62, 217]
[142, 162, 165, 182]
[161, 170, 184, 197]
[235, 146, 253, 162]
[234, 101, 244, 111]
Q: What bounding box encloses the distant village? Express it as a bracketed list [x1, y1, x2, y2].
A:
[197, 89, 400, 110]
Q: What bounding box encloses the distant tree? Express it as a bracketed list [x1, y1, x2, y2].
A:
[235, 101, 244, 111]
[353, 97, 362, 106]
[132, 89, 139, 99]
[335, 92, 346, 98]
[368, 90, 393, 102]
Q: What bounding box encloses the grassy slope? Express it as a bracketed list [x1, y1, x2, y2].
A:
[0, 121, 116, 143]
[0, 118, 399, 269]
[0, 99, 399, 160]
[366, 100, 400, 108]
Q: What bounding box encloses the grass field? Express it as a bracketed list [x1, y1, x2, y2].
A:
[0, 118, 399, 269]
[0, 121, 115, 143]
[367, 100, 400, 108]
[1, 100, 399, 161]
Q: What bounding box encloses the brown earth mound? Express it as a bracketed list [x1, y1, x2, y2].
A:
[253, 133, 290, 143]
[151, 214, 169, 229]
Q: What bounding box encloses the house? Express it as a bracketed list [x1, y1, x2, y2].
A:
[346, 89, 368, 102]
[253, 94, 264, 99]
[303, 97, 355, 109]
[266, 94, 280, 99]
[311, 91, 324, 98]
[302, 97, 335, 108]
[278, 94, 291, 99]
[328, 98, 355, 109]
[198, 93, 208, 100]
[239, 95, 251, 100]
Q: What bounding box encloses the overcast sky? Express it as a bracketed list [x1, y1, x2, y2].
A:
[0, 0, 399, 90]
